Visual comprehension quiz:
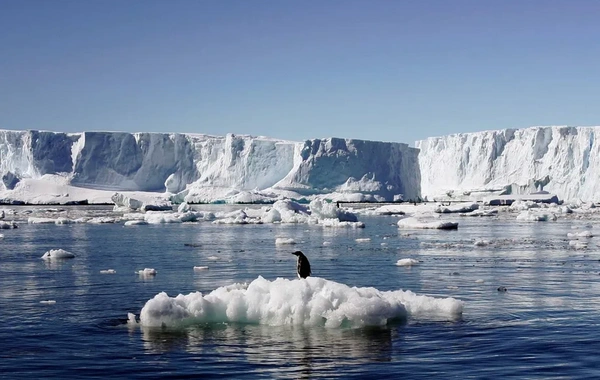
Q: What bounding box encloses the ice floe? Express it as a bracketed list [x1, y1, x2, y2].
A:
[131, 276, 463, 329]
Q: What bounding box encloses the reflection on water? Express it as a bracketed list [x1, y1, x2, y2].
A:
[139, 323, 396, 377]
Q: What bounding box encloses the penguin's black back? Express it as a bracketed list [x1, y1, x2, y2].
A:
[296, 252, 311, 279]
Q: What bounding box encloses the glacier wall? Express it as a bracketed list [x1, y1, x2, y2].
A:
[417, 126, 600, 202]
[0, 130, 420, 202]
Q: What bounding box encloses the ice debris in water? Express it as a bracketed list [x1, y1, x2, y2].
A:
[41, 249, 75, 260]
[136, 268, 157, 276]
[515, 211, 556, 222]
[396, 258, 420, 266]
[0, 221, 18, 229]
[100, 269, 116, 274]
[397, 217, 458, 230]
[193, 266, 209, 271]
[567, 230, 593, 238]
[40, 300, 57, 305]
[134, 276, 463, 329]
[275, 237, 296, 245]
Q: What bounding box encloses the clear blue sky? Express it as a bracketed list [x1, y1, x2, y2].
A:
[1, 0, 599, 144]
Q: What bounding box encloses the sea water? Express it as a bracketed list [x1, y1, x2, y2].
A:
[1, 206, 600, 378]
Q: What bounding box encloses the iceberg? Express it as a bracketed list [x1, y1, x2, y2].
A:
[417, 126, 600, 203]
[0, 130, 420, 204]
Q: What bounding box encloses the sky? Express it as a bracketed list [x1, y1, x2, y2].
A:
[1, 0, 599, 145]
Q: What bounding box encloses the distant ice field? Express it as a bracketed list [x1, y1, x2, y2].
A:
[1, 204, 600, 378]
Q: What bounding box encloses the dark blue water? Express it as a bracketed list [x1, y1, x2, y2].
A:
[1, 207, 600, 379]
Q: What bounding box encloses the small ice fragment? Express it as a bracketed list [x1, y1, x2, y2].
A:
[40, 300, 56, 304]
[100, 269, 116, 274]
[127, 313, 138, 326]
[41, 249, 75, 260]
[322, 241, 331, 246]
[207, 256, 219, 261]
[396, 258, 419, 266]
[275, 237, 296, 245]
[193, 266, 209, 271]
[136, 268, 157, 276]
[474, 239, 490, 247]
[124, 220, 149, 226]
[475, 279, 485, 283]
[355, 238, 371, 242]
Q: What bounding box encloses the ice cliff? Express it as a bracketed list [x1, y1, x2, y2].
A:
[0, 130, 420, 203]
[417, 126, 600, 202]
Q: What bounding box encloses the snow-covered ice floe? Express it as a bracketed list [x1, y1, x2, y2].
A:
[129, 276, 463, 329]
[41, 249, 75, 260]
[397, 217, 458, 230]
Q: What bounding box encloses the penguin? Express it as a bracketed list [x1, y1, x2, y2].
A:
[291, 251, 311, 279]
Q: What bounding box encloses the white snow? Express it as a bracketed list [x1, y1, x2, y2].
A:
[100, 269, 116, 274]
[41, 249, 75, 260]
[132, 276, 463, 328]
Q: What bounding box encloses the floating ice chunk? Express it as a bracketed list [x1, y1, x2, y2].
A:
[569, 240, 588, 249]
[0, 233, 3, 239]
[136, 268, 157, 276]
[397, 217, 458, 230]
[567, 230, 593, 238]
[122, 213, 145, 220]
[207, 256, 219, 261]
[127, 312, 138, 326]
[474, 239, 491, 247]
[135, 276, 463, 328]
[355, 238, 371, 243]
[124, 220, 149, 226]
[475, 279, 485, 283]
[309, 199, 358, 222]
[87, 217, 117, 224]
[28, 217, 56, 224]
[434, 202, 479, 214]
[318, 219, 365, 228]
[41, 249, 75, 260]
[322, 241, 331, 246]
[55, 217, 77, 225]
[275, 237, 296, 245]
[193, 266, 209, 271]
[396, 258, 419, 266]
[509, 200, 541, 211]
[40, 300, 56, 305]
[112, 193, 143, 211]
[177, 202, 192, 213]
[460, 209, 498, 217]
[100, 269, 116, 274]
[0, 221, 17, 229]
[145, 212, 183, 224]
[261, 200, 311, 224]
[515, 211, 556, 221]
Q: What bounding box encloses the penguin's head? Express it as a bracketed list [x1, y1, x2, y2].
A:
[291, 251, 304, 257]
